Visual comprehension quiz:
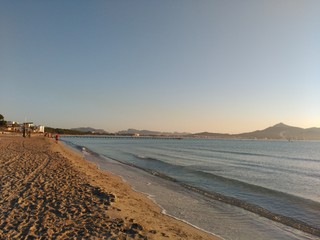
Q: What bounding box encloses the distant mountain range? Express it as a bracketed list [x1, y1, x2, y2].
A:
[69, 123, 320, 140]
[191, 123, 320, 140]
[117, 128, 190, 136]
[71, 127, 108, 134]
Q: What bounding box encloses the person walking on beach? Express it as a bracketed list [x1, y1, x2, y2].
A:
[55, 134, 59, 143]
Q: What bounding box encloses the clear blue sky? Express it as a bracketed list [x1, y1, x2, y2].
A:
[1, 0, 319, 133]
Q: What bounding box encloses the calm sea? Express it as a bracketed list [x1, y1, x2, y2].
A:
[62, 137, 320, 240]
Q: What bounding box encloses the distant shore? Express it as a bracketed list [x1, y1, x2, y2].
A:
[0, 134, 218, 239]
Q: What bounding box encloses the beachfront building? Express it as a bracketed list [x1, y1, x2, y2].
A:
[25, 123, 47, 133]
[5, 120, 45, 133]
[6, 121, 21, 132]
[36, 125, 45, 133]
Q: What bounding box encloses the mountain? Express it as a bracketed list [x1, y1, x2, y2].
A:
[238, 123, 320, 140]
[71, 127, 108, 134]
[190, 132, 232, 138]
[69, 124, 320, 139]
[117, 129, 190, 136]
[192, 123, 320, 140]
[117, 129, 160, 135]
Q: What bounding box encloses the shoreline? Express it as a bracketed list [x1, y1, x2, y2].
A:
[62, 136, 320, 240]
[62, 138, 223, 239]
[0, 135, 219, 239]
[68, 140, 320, 238]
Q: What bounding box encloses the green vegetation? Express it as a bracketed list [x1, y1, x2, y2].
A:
[44, 127, 91, 135]
[0, 114, 6, 126]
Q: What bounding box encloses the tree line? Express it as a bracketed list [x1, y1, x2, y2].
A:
[0, 114, 6, 126]
[44, 127, 92, 135]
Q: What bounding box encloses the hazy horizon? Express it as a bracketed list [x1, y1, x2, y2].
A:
[1, 1, 319, 134]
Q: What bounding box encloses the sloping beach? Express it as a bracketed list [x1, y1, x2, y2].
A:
[0, 135, 218, 239]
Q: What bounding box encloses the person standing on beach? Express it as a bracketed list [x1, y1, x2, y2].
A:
[55, 134, 59, 143]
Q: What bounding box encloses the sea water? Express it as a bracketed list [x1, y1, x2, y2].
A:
[62, 137, 320, 240]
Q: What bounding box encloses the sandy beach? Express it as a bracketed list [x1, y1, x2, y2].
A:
[0, 135, 218, 240]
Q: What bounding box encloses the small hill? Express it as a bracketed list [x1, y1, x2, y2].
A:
[190, 132, 232, 138]
[117, 129, 160, 136]
[117, 129, 190, 136]
[71, 127, 108, 134]
[45, 127, 87, 135]
[44, 127, 108, 135]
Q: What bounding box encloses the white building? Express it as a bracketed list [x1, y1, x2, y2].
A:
[6, 121, 20, 132]
[37, 125, 45, 133]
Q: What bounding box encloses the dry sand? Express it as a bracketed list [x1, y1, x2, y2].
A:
[0, 135, 219, 240]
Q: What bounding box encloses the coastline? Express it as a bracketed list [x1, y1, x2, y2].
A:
[62, 136, 320, 240]
[0, 135, 219, 239]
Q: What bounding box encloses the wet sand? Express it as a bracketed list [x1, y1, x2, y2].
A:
[0, 135, 219, 239]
